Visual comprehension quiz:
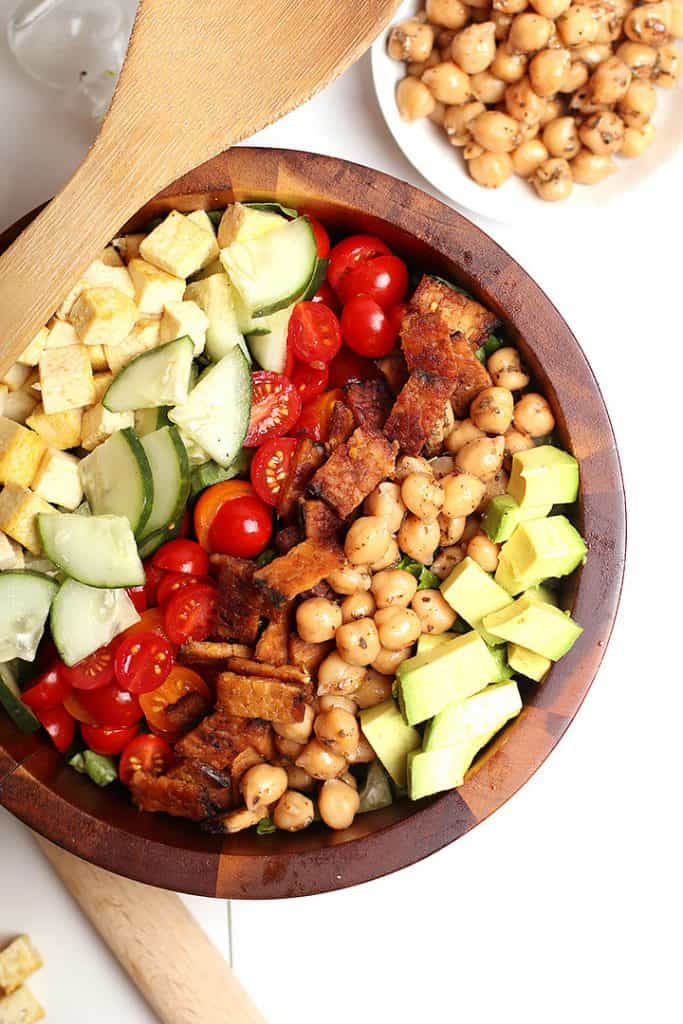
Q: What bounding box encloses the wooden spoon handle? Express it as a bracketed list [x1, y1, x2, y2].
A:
[36, 836, 265, 1024]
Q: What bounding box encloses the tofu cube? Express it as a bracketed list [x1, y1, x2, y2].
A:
[186, 210, 220, 263]
[112, 233, 145, 264]
[140, 210, 217, 278]
[2, 389, 39, 425]
[159, 300, 209, 355]
[128, 258, 185, 314]
[105, 317, 161, 374]
[55, 253, 135, 319]
[18, 327, 49, 367]
[0, 531, 24, 570]
[46, 319, 79, 348]
[31, 448, 83, 509]
[26, 404, 83, 450]
[88, 344, 109, 372]
[0, 985, 45, 1023]
[1, 363, 31, 392]
[69, 287, 138, 347]
[0, 483, 55, 553]
[0, 418, 47, 487]
[0, 936, 43, 996]
[39, 346, 95, 414]
[93, 372, 114, 403]
[81, 403, 134, 451]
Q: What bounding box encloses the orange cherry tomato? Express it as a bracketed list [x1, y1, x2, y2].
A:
[193, 480, 254, 550]
[121, 607, 169, 642]
[139, 665, 210, 734]
[293, 388, 343, 442]
[62, 691, 97, 725]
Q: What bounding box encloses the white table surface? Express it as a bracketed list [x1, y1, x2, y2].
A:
[1, 4, 681, 1022]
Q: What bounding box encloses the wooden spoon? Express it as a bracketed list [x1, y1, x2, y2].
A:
[0, 0, 400, 374]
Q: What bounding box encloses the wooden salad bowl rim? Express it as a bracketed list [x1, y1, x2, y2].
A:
[0, 148, 626, 899]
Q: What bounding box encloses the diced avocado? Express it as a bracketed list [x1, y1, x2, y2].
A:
[482, 494, 552, 544]
[483, 593, 583, 660]
[358, 761, 394, 813]
[359, 699, 421, 788]
[495, 515, 586, 595]
[508, 445, 579, 509]
[526, 583, 558, 606]
[408, 747, 468, 801]
[416, 632, 456, 656]
[507, 642, 551, 682]
[440, 556, 513, 644]
[488, 643, 513, 682]
[397, 631, 499, 726]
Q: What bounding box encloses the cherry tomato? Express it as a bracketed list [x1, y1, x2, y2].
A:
[312, 281, 340, 313]
[62, 643, 116, 692]
[152, 538, 209, 576]
[81, 723, 139, 756]
[126, 586, 147, 614]
[143, 561, 166, 605]
[156, 572, 214, 607]
[139, 666, 210, 734]
[305, 216, 330, 258]
[62, 692, 97, 725]
[78, 683, 142, 729]
[288, 302, 342, 364]
[194, 480, 254, 551]
[22, 664, 71, 712]
[293, 389, 343, 442]
[177, 508, 191, 538]
[291, 361, 329, 404]
[337, 253, 409, 309]
[115, 631, 175, 695]
[119, 734, 174, 787]
[327, 347, 382, 388]
[38, 706, 76, 753]
[244, 371, 302, 448]
[328, 234, 391, 294]
[121, 607, 169, 644]
[164, 582, 218, 645]
[207, 497, 272, 559]
[250, 436, 297, 507]
[341, 294, 397, 358]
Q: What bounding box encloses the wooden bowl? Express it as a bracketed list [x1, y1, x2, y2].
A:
[0, 149, 626, 899]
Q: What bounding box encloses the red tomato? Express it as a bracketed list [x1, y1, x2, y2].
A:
[115, 631, 175, 695]
[207, 496, 272, 559]
[177, 508, 191, 538]
[156, 572, 214, 607]
[22, 664, 71, 712]
[288, 302, 342, 365]
[328, 234, 391, 294]
[291, 361, 329, 404]
[164, 582, 218, 645]
[62, 643, 116, 692]
[244, 371, 302, 448]
[78, 683, 142, 728]
[143, 561, 166, 605]
[306, 216, 330, 258]
[337, 253, 409, 309]
[152, 538, 209, 576]
[194, 479, 255, 551]
[119, 734, 174, 787]
[81, 723, 139, 756]
[312, 281, 340, 313]
[62, 692, 97, 725]
[121, 607, 169, 643]
[139, 666, 210, 734]
[327, 347, 382, 388]
[294, 389, 343, 442]
[341, 295, 397, 358]
[37, 706, 75, 754]
[250, 436, 297, 507]
[126, 586, 147, 614]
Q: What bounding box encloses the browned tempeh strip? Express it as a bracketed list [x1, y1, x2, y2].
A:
[308, 426, 398, 519]
[253, 538, 345, 605]
[225, 656, 309, 687]
[217, 672, 308, 723]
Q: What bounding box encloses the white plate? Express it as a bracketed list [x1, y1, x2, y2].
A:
[372, 0, 683, 223]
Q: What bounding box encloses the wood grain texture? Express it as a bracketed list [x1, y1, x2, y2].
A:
[0, 149, 626, 900]
[0, 0, 400, 373]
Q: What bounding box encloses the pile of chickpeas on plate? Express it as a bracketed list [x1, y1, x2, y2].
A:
[388, 0, 682, 199]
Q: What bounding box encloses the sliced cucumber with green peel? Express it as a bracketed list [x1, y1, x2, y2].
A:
[137, 518, 184, 559]
[79, 428, 153, 536]
[0, 663, 40, 734]
[103, 337, 194, 412]
[244, 202, 297, 218]
[51, 579, 140, 667]
[38, 513, 144, 588]
[247, 303, 294, 373]
[185, 275, 244, 361]
[0, 571, 58, 663]
[190, 448, 251, 497]
[139, 426, 190, 541]
[134, 407, 170, 437]
[302, 257, 329, 300]
[220, 217, 317, 317]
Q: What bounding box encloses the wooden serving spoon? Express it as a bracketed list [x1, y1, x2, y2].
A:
[0, 0, 400, 374]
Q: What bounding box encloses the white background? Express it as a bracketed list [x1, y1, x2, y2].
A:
[1, 2, 681, 1022]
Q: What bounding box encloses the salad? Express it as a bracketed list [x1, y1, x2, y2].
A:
[0, 202, 586, 835]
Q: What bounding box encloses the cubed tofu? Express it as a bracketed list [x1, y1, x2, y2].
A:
[81, 403, 134, 451]
[0, 531, 24, 570]
[128, 258, 185, 314]
[56, 260, 135, 319]
[18, 327, 49, 367]
[26, 404, 82, 450]
[187, 209, 218, 235]
[0, 418, 47, 487]
[92, 372, 114, 403]
[88, 344, 109, 371]
[2, 389, 39, 425]
[1, 364, 31, 392]
[0, 936, 43, 996]
[45, 319, 79, 348]
[112, 233, 145, 264]
[0, 483, 55, 553]
[105, 316, 161, 374]
[140, 210, 217, 278]
[31, 448, 83, 509]
[69, 286, 138, 347]
[39, 346, 95, 414]
[0, 986, 45, 1024]
[159, 300, 209, 355]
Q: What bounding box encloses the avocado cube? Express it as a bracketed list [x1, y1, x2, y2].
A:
[483, 593, 583, 660]
[408, 747, 469, 801]
[482, 493, 552, 543]
[494, 515, 587, 596]
[507, 642, 551, 682]
[397, 631, 499, 726]
[359, 699, 421, 788]
[507, 444, 579, 509]
[440, 557, 513, 644]
[416, 632, 456, 656]
[488, 643, 513, 682]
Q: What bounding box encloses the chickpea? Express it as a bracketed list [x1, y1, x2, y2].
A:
[467, 533, 501, 571]
[578, 111, 624, 155]
[587, 57, 632, 107]
[493, 0, 531, 13]
[372, 645, 413, 674]
[273, 703, 314, 743]
[480, 468, 509, 505]
[285, 764, 315, 792]
[487, 346, 530, 390]
[327, 564, 372, 595]
[388, 18, 435, 62]
[429, 101, 448, 128]
[370, 537, 401, 572]
[530, 0, 571, 15]
[273, 790, 315, 831]
[431, 544, 466, 579]
[372, 568, 419, 609]
[427, 0, 471, 29]
[542, 115, 581, 157]
[398, 514, 441, 563]
[511, 138, 548, 175]
[317, 652, 366, 695]
[363, 481, 406, 533]
[462, 516, 483, 544]
[220, 806, 268, 833]
[560, 60, 590, 92]
[408, 50, 442, 77]
[397, 75, 436, 121]
[557, 5, 599, 46]
[318, 779, 360, 830]
[241, 764, 288, 811]
[652, 43, 680, 87]
[470, 71, 508, 104]
[508, 12, 554, 51]
[430, 454, 456, 478]
[296, 597, 342, 644]
[468, 150, 515, 187]
[673, 0, 683, 34]
[569, 148, 616, 183]
[530, 156, 574, 200]
[276, 736, 304, 760]
[517, 119, 542, 141]
[464, 142, 486, 161]
[335, 617, 381, 667]
[296, 738, 346, 780]
[314, 707, 360, 758]
[470, 110, 523, 153]
[318, 694, 358, 713]
[493, 10, 514, 38]
[616, 42, 657, 79]
[470, 385, 515, 433]
[618, 79, 656, 128]
[375, 606, 422, 650]
[491, 43, 529, 82]
[441, 471, 486, 518]
[345, 516, 391, 566]
[529, 47, 572, 95]
[439, 512, 467, 545]
[455, 435, 505, 480]
[620, 122, 656, 157]
[624, 2, 672, 45]
[395, 454, 433, 480]
[401, 472, 444, 520]
[352, 669, 393, 709]
[422, 61, 473, 104]
[346, 732, 377, 764]
[452, 22, 497, 73]
[505, 78, 547, 130]
[341, 591, 376, 623]
[504, 426, 535, 455]
[410, 589, 458, 633]
[444, 100, 483, 144]
[574, 42, 613, 69]
[514, 392, 555, 435]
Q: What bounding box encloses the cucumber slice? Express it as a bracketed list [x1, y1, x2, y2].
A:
[134, 407, 170, 436]
[137, 518, 184, 559]
[0, 663, 40, 734]
[51, 579, 140, 666]
[302, 257, 329, 300]
[103, 337, 194, 412]
[79, 428, 153, 537]
[185, 275, 244, 361]
[169, 347, 251, 468]
[190, 448, 251, 497]
[247, 303, 294, 373]
[0, 571, 58, 663]
[220, 217, 317, 317]
[244, 202, 297, 218]
[139, 426, 190, 540]
[38, 513, 145, 588]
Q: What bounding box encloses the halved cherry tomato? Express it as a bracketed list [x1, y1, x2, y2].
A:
[288, 302, 342, 364]
[139, 666, 210, 734]
[114, 631, 175, 695]
[62, 691, 97, 725]
[126, 586, 148, 614]
[208, 496, 272, 559]
[244, 371, 302, 448]
[312, 281, 340, 313]
[336, 252, 409, 309]
[328, 234, 392, 294]
[62, 643, 117, 692]
[119, 734, 174, 787]
[37, 706, 75, 754]
[164, 583, 217, 645]
[194, 480, 254, 551]
[327, 347, 382, 388]
[152, 538, 209, 576]
[293, 388, 343, 442]
[305, 216, 331, 258]
[341, 294, 398, 358]
[177, 508, 191, 538]
[121, 607, 169, 643]
[143, 561, 166, 605]
[78, 683, 142, 728]
[156, 572, 214, 607]
[250, 436, 297, 507]
[22, 664, 71, 712]
[81, 723, 139, 756]
[291, 361, 329, 405]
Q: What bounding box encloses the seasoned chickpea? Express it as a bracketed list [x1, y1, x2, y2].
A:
[471, 71, 508, 103]
[318, 779, 360, 830]
[557, 5, 599, 46]
[652, 43, 680, 87]
[375, 606, 423, 650]
[296, 738, 346, 780]
[273, 790, 315, 831]
[618, 79, 657, 127]
[487, 346, 530, 390]
[395, 454, 433, 480]
[364, 481, 406, 533]
[430, 454, 456, 478]
[462, 516, 483, 544]
[317, 651, 366, 695]
[285, 764, 315, 792]
[422, 61, 473, 104]
[369, 537, 400, 572]
[529, 47, 571, 95]
[467, 533, 501, 571]
[388, 18, 435, 62]
[431, 544, 466, 579]
[398, 514, 441, 563]
[620, 122, 656, 156]
[572, 43, 612, 69]
[296, 597, 342, 644]
[455, 435, 505, 480]
[470, 385, 515, 433]
[542, 115, 581, 157]
[530, 156, 573, 200]
[464, 141, 485, 160]
[372, 568, 419, 609]
[512, 137, 549, 175]
[430, 100, 447, 129]
[514, 392, 555, 435]
[615, 42, 657, 79]
[439, 512, 467, 545]
[579, 111, 624, 155]
[624, 2, 672, 45]
[241, 764, 288, 811]
[346, 732, 376, 764]
[517, 119, 542, 141]
[273, 703, 314, 743]
[314, 707, 360, 758]
[442, 471, 486, 517]
[408, 50, 442, 77]
[275, 736, 304, 760]
[480, 468, 509, 505]
[504, 426, 535, 455]
[335, 618, 381, 667]
[470, 110, 522, 153]
[468, 150, 514, 187]
[568, 148, 615, 182]
[397, 76, 436, 121]
[586, 57, 632, 107]
[327, 564, 372, 595]
[560, 60, 590, 92]
[444, 101, 485, 145]
[530, 0, 571, 15]
[508, 12, 554, 51]
[505, 77, 546, 126]
[372, 645, 413, 674]
[539, 96, 565, 124]
[318, 694, 358, 714]
[401, 472, 444, 520]
[491, 43, 529, 82]
[220, 806, 268, 833]
[353, 669, 393, 708]
[493, 0, 531, 14]
[410, 589, 458, 633]
[452, 22, 497, 73]
[341, 591, 376, 623]
[493, 10, 514, 38]
[345, 516, 391, 566]
[426, 0, 471, 29]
